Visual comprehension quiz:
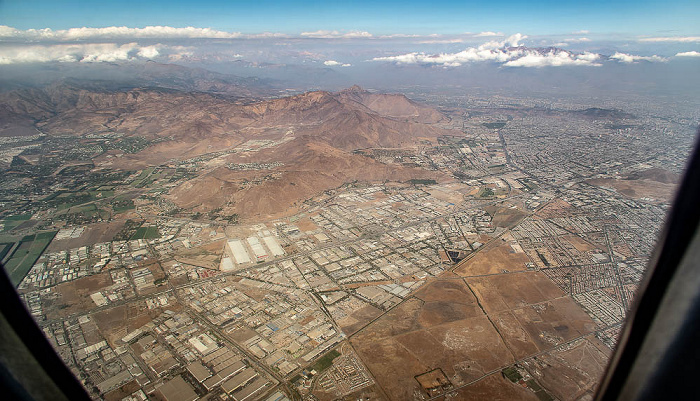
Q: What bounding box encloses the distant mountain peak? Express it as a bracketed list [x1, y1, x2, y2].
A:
[341, 85, 367, 94]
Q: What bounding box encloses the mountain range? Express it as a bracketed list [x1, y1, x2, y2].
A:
[1, 74, 451, 219]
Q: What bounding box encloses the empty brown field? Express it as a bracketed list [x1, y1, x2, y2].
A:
[586, 178, 677, 202]
[172, 239, 225, 269]
[466, 271, 564, 314]
[454, 240, 530, 276]
[533, 199, 574, 219]
[351, 280, 514, 400]
[295, 216, 320, 231]
[314, 383, 389, 401]
[47, 220, 126, 251]
[92, 300, 180, 346]
[486, 203, 528, 228]
[103, 380, 141, 401]
[43, 272, 112, 318]
[337, 303, 384, 336]
[447, 372, 541, 401]
[468, 272, 597, 356]
[352, 271, 601, 400]
[521, 335, 611, 401]
[564, 235, 599, 252]
[426, 183, 473, 205]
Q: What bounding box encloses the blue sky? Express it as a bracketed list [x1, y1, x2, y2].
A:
[1, 0, 698, 69]
[1, 0, 698, 36]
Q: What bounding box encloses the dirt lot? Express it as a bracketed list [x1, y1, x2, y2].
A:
[43, 272, 113, 318]
[92, 300, 182, 346]
[426, 183, 473, 205]
[352, 272, 600, 401]
[586, 178, 677, 202]
[47, 220, 126, 251]
[521, 335, 611, 401]
[295, 216, 320, 232]
[173, 239, 225, 269]
[564, 235, 599, 252]
[466, 271, 564, 314]
[314, 383, 389, 401]
[103, 380, 141, 401]
[448, 372, 541, 400]
[509, 297, 597, 352]
[534, 199, 574, 219]
[351, 280, 515, 400]
[454, 240, 530, 276]
[485, 203, 528, 228]
[337, 303, 384, 336]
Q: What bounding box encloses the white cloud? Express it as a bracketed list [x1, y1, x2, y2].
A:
[373, 35, 601, 67]
[506, 33, 527, 47]
[504, 51, 600, 67]
[639, 36, 700, 43]
[610, 52, 667, 63]
[418, 38, 465, 44]
[0, 25, 245, 40]
[323, 60, 351, 67]
[564, 37, 591, 43]
[81, 43, 137, 62]
[0, 42, 190, 64]
[246, 32, 288, 39]
[378, 33, 421, 38]
[475, 31, 503, 37]
[137, 45, 160, 59]
[573, 30, 590, 34]
[372, 34, 601, 68]
[478, 33, 527, 50]
[300, 30, 372, 39]
[372, 47, 516, 67]
[676, 51, 700, 57]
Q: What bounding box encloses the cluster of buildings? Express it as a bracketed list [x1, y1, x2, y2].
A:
[7, 91, 696, 400]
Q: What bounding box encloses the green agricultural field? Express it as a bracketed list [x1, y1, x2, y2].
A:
[1, 214, 32, 232]
[56, 203, 109, 224]
[502, 366, 522, 383]
[0, 242, 15, 261]
[310, 349, 341, 373]
[89, 189, 115, 199]
[4, 214, 32, 221]
[113, 198, 135, 213]
[3, 231, 57, 286]
[131, 226, 160, 240]
[407, 179, 438, 186]
[132, 167, 156, 187]
[478, 187, 495, 198]
[483, 122, 507, 129]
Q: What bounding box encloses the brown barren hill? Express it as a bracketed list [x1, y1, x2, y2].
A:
[336, 85, 446, 124]
[4, 82, 453, 219]
[168, 137, 448, 219]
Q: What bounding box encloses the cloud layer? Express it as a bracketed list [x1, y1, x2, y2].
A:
[639, 36, 700, 43]
[0, 25, 692, 68]
[301, 30, 372, 39]
[0, 43, 190, 64]
[610, 52, 667, 63]
[324, 60, 351, 67]
[0, 25, 247, 40]
[676, 51, 700, 57]
[372, 34, 603, 68]
[371, 33, 678, 68]
[504, 50, 600, 67]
